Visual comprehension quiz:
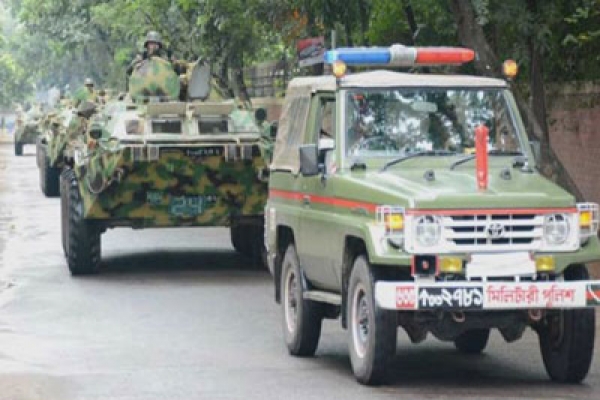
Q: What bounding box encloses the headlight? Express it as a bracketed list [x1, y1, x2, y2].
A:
[577, 203, 599, 242]
[543, 214, 570, 245]
[415, 215, 441, 247]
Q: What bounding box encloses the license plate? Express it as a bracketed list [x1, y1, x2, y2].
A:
[466, 252, 535, 279]
[169, 195, 204, 217]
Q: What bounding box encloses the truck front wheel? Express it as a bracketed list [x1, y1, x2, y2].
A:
[347, 255, 397, 385]
[66, 174, 101, 275]
[538, 264, 595, 383]
[281, 244, 323, 356]
[454, 329, 490, 354]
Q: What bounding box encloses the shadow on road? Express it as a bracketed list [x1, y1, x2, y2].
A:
[96, 248, 267, 276]
[311, 344, 597, 397]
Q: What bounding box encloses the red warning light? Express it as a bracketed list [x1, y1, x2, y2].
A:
[415, 47, 475, 65]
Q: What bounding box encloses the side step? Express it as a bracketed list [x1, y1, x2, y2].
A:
[304, 290, 342, 305]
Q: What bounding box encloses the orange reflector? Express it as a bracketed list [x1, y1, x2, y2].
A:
[415, 47, 475, 65]
[332, 60, 347, 78]
[502, 59, 518, 79]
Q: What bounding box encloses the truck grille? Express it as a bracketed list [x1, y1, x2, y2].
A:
[441, 214, 543, 252]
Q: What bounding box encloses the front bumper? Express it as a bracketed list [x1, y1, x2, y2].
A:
[375, 280, 600, 311]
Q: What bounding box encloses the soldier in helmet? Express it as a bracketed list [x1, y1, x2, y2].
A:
[127, 31, 172, 76]
[73, 78, 98, 107]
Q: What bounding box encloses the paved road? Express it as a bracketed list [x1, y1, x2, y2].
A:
[0, 143, 599, 400]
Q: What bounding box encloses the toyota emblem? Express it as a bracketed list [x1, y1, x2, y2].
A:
[486, 222, 505, 239]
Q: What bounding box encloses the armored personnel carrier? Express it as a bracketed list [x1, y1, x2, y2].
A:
[36, 99, 99, 197]
[61, 57, 277, 274]
[14, 106, 43, 156]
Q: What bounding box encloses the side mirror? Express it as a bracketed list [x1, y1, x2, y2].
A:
[299, 144, 319, 176]
[529, 140, 540, 165]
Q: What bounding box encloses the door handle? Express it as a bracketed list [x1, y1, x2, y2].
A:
[302, 195, 311, 206]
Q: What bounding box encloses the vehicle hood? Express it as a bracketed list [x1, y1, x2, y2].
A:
[339, 166, 574, 209]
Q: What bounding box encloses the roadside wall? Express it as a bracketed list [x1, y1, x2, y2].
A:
[547, 83, 600, 204]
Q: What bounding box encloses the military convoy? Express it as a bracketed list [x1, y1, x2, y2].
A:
[265, 45, 600, 385]
[60, 56, 279, 274]
[12, 37, 600, 387]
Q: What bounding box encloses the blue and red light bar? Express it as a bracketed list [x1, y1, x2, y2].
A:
[324, 44, 475, 67]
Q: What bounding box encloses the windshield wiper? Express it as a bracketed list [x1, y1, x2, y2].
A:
[449, 150, 525, 170]
[380, 150, 456, 172]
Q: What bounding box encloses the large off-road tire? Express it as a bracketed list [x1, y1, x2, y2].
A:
[281, 244, 323, 356]
[60, 169, 73, 257]
[538, 264, 595, 383]
[230, 218, 265, 263]
[348, 255, 397, 385]
[65, 174, 101, 275]
[14, 140, 23, 156]
[40, 152, 61, 197]
[454, 329, 490, 354]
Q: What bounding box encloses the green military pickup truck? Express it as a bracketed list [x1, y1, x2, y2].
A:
[265, 44, 600, 385]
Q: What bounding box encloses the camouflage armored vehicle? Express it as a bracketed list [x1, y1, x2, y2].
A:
[36, 101, 91, 197]
[61, 57, 278, 274]
[14, 106, 44, 156]
[265, 44, 600, 385]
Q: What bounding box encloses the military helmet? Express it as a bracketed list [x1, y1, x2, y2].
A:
[144, 31, 163, 48]
[84, 78, 94, 87]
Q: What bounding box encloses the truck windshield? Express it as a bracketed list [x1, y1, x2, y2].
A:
[344, 88, 523, 159]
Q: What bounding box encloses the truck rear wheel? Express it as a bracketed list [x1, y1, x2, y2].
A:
[40, 149, 60, 197]
[348, 255, 397, 385]
[14, 141, 23, 156]
[66, 174, 101, 275]
[454, 329, 490, 354]
[230, 218, 264, 263]
[538, 264, 595, 383]
[281, 244, 323, 356]
[60, 169, 73, 257]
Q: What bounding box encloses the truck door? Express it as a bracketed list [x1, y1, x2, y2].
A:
[296, 94, 340, 291]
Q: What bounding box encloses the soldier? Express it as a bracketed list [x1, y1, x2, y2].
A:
[73, 78, 98, 107]
[127, 31, 170, 76]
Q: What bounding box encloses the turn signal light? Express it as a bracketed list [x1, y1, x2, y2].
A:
[385, 214, 404, 231]
[580, 211, 592, 228]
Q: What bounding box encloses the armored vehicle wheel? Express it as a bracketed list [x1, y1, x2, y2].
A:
[348, 255, 397, 385]
[60, 169, 73, 257]
[230, 218, 264, 263]
[538, 264, 595, 383]
[36, 138, 43, 168]
[454, 329, 490, 354]
[40, 153, 60, 197]
[281, 244, 323, 356]
[66, 174, 101, 275]
[14, 141, 23, 156]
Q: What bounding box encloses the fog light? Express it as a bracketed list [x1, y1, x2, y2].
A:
[440, 257, 463, 274]
[535, 256, 555, 272]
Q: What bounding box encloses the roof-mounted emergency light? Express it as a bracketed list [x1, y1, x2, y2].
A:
[324, 44, 475, 67]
